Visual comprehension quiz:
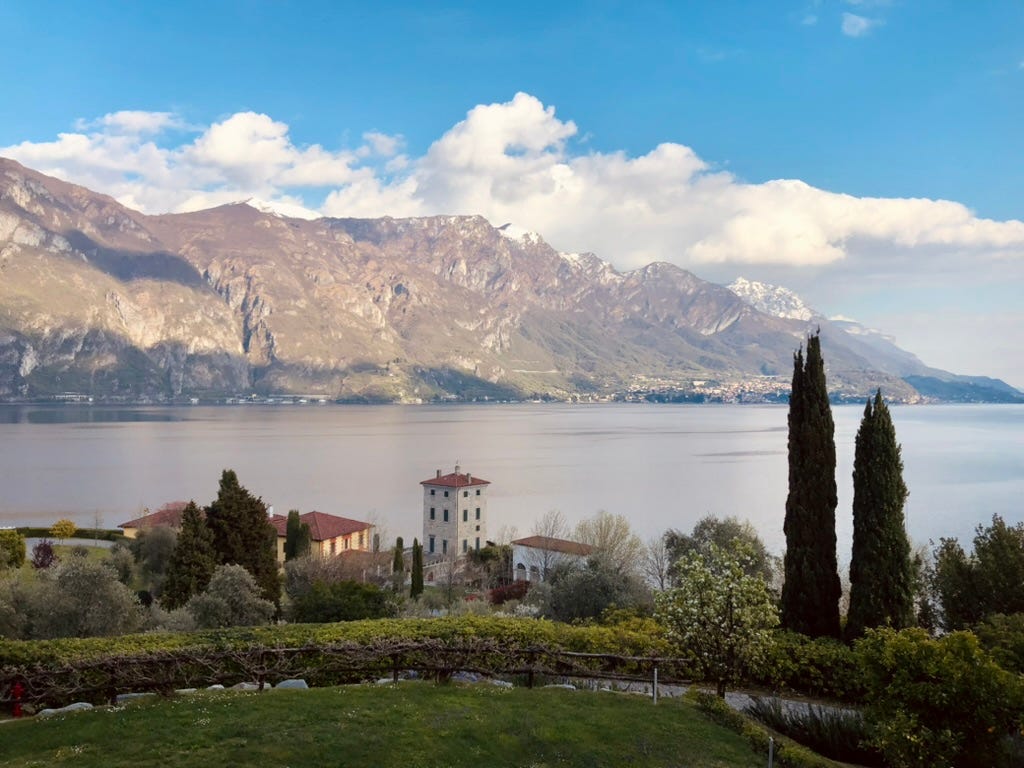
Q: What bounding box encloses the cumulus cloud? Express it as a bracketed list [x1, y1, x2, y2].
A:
[841, 12, 878, 37]
[3, 94, 1024, 280]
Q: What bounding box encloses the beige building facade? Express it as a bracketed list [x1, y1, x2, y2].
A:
[421, 465, 489, 558]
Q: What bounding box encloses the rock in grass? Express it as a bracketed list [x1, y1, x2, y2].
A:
[231, 682, 260, 691]
[38, 702, 94, 717]
[274, 679, 309, 690]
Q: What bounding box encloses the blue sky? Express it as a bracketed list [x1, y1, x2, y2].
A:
[2, 1, 1023, 386]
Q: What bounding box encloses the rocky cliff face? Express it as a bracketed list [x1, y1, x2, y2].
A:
[0, 157, 948, 402]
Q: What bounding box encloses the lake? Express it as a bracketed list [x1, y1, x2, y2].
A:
[1, 403, 1021, 562]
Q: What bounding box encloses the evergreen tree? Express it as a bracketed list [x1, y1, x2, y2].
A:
[204, 469, 281, 604]
[846, 390, 913, 640]
[284, 509, 311, 561]
[410, 538, 424, 599]
[161, 501, 217, 609]
[781, 333, 841, 638]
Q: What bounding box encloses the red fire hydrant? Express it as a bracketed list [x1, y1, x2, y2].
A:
[11, 681, 24, 718]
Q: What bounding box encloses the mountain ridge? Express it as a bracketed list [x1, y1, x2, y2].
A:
[1, 157, 1018, 404]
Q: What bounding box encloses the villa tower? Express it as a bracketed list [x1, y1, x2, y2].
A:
[421, 465, 490, 558]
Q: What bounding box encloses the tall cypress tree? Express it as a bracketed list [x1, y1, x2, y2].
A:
[204, 469, 281, 604]
[392, 536, 404, 591]
[846, 389, 913, 640]
[410, 538, 424, 600]
[161, 501, 217, 609]
[781, 333, 841, 638]
[284, 509, 311, 561]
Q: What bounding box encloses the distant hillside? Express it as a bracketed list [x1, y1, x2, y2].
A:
[0, 157, 1018, 403]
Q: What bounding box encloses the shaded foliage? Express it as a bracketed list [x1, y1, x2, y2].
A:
[846, 390, 914, 640]
[291, 579, 395, 623]
[187, 564, 275, 629]
[782, 333, 841, 638]
[161, 501, 217, 610]
[204, 469, 280, 604]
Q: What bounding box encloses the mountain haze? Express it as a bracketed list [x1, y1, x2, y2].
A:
[0, 158, 1015, 403]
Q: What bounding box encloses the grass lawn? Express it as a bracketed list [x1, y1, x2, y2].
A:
[0, 682, 761, 768]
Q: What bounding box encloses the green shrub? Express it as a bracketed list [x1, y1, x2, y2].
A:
[0, 530, 26, 570]
[744, 696, 882, 766]
[754, 631, 863, 701]
[290, 580, 396, 623]
[856, 627, 1024, 768]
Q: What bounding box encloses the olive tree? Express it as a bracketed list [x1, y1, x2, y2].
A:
[655, 542, 778, 697]
[187, 564, 275, 629]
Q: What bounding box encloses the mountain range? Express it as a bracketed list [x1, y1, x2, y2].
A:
[0, 157, 1019, 404]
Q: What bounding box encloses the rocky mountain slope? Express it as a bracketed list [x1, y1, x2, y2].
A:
[0, 158, 1014, 403]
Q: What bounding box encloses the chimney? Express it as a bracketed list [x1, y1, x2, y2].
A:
[436, 469, 441, 478]
[467, 473, 472, 483]
[455, 464, 461, 475]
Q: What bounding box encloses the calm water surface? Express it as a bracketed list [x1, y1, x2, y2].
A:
[1, 403, 1021, 560]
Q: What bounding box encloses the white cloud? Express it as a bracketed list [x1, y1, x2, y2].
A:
[841, 12, 878, 37]
[3, 94, 1023, 282]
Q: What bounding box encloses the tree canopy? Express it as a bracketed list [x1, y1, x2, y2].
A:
[656, 542, 778, 697]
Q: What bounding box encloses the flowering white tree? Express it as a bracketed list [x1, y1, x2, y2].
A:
[655, 542, 778, 697]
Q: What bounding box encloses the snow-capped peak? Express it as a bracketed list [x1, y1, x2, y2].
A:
[497, 222, 541, 244]
[244, 198, 321, 221]
[728, 277, 817, 321]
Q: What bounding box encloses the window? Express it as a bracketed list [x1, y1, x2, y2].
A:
[430, 507, 435, 520]
[443, 490, 449, 497]
[429, 535, 435, 554]
[442, 539, 448, 555]
[476, 489, 481, 496]
[475, 525, 480, 531]
[463, 490, 468, 498]
[475, 508, 480, 519]
[475, 537, 480, 550]
[462, 539, 468, 553]
[430, 489, 435, 496]
[443, 509, 449, 522]
[330, 540, 336, 555]
[462, 509, 468, 522]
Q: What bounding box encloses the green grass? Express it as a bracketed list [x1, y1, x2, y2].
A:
[0, 682, 760, 768]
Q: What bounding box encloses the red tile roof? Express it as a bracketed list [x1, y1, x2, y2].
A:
[119, 501, 192, 530]
[268, 511, 372, 542]
[512, 536, 594, 557]
[420, 470, 490, 488]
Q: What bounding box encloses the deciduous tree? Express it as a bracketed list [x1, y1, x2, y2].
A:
[656, 543, 779, 697]
[49, 518, 77, 542]
[665, 515, 778, 584]
[781, 333, 841, 638]
[575, 510, 643, 576]
[846, 390, 913, 640]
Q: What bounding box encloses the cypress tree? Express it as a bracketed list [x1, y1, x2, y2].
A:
[846, 390, 913, 640]
[284, 509, 311, 561]
[781, 332, 841, 638]
[410, 538, 424, 600]
[161, 501, 217, 609]
[392, 536, 404, 591]
[204, 469, 281, 604]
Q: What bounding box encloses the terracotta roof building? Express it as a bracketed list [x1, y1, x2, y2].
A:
[511, 535, 594, 582]
[118, 502, 192, 539]
[268, 510, 373, 563]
